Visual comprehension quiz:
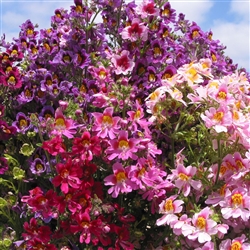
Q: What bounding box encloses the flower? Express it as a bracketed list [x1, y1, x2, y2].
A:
[111, 50, 135, 75]
[121, 18, 148, 42]
[104, 162, 137, 198]
[156, 195, 184, 226]
[50, 108, 78, 138]
[52, 158, 83, 194]
[186, 207, 218, 244]
[92, 107, 120, 139]
[219, 234, 250, 250]
[106, 130, 139, 160]
[220, 187, 250, 221]
[169, 164, 202, 196]
[200, 104, 232, 133]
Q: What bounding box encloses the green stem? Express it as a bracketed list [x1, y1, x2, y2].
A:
[215, 138, 221, 185]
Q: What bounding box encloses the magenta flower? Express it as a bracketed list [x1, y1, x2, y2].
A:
[111, 50, 135, 75]
[220, 187, 250, 221]
[92, 107, 120, 139]
[156, 195, 184, 226]
[121, 18, 148, 42]
[106, 130, 139, 160]
[169, 164, 202, 196]
[104, 162, 137, 198]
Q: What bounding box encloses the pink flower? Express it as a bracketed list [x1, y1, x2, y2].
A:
[136, 0, 160, 18]
[121, 18, 148, 42]
[200, 104, 232, 133]
[92, 107, 120, 139]
[156, 195, 184, 226]
[219, 234, 250, 250]
[186, 207, 218, 243]
[50, 108, 78, 138]
[104, 162, 137, 198]
[220, 187, 250, 221]
[170, 214, 192, 236]
[106, 130, 139, 160]
[111, 50, 135, 75]
[195, 241, 215, 250]
[170, 164, 202, 196]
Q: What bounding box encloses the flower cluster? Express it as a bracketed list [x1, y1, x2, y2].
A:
[0, 0, 249, 249]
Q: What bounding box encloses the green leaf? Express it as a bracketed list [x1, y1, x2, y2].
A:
[0, 197, 8, 208]
[3, 154, 19, 168]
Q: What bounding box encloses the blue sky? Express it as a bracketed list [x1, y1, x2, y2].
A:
[0, 0, 249, 71]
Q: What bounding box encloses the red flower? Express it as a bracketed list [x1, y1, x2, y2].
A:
[52, 158, 82, 194]
[22, 217, 51, 243]
[42, 135, 66, 156]
[112, 225, 134, 250]
[72, 131, 101, 162]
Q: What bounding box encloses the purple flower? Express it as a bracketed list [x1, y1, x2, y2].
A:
[12, 112, 31, 133]
[30, 158, 46, 175]
[0, 157, 8, 174]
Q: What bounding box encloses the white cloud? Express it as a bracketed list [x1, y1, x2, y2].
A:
[169, 0, 214, 24]
[211, 20, 249, 71]
[2, 1, 72, 41]
[229, 0, 250, 21]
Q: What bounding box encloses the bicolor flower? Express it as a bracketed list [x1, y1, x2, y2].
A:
[121, 18, 148, 42]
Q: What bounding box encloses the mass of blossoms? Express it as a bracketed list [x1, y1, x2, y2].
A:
[0, 0, 250, 249]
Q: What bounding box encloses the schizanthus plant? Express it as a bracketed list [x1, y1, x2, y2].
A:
[0, 0, 249, 249]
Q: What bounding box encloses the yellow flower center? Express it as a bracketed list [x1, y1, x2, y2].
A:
[213, 111, 224, 121]
[149, 73, 156, 82]
[118, 140, 129, 149]
[116, 171, 126, 182]
[162, 8, 170, 17]
[19, 119, 28, 128]
[102, 115, 112, 125]
[236, 160, 243, 169]
[26, 29, 34, 36]
[192, 30, 199, 39]
[219, 184, 227, 196]
[196, 216, 206, 229]
[153, 47, 162, 57]
[82, 140, 90, 147]
[231, 241, 242, 250]
[8, 76, 16, 85]
[211, 54, 217, 62]
[233, 111, 239, 120]
[36, 163, 44, 171]
[231, 193, 243, 207]
[81, 221, 89, 228]
[55, 118, 66, 128]
[138, 66, 145, 75]
[61, 169, 69, 178]
[164, 200, 173, 212]
[178, 173, 189, 181]
[138, 167, 146, 177]
[134, 110, 141, 119]
[63, 55, 71, 62]
[162, 73, 171, 79]
[218, 91, 227, 99]
[99, 70, 106, 79]
[11, 49, 18, 56]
